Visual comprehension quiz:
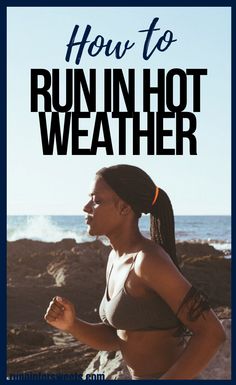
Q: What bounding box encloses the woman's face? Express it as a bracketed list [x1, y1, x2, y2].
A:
[83, 176, 123, 237]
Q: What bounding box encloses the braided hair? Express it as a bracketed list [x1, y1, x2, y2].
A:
[96, 164, 179, 267]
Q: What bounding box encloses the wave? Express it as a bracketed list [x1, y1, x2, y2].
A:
[7, 216, 93, 244]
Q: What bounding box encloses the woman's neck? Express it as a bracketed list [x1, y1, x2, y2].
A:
[107, 223, 145, 257]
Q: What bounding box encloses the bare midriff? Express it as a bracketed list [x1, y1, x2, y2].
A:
[117, 327, 185, 379]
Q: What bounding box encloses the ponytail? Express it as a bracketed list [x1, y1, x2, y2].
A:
[150, 188, 179, 267]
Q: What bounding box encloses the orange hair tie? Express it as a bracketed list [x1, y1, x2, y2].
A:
[152, 186, 159, 206]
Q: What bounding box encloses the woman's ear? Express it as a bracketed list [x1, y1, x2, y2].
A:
[119, 201, 132, 216]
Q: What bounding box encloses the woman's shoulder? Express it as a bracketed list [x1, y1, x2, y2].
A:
[138, 238, 171, 262]
[135, 239, 177, 277]
[134, 241, 187, 296]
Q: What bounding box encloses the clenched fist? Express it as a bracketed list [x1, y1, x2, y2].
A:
[44, 296, 76, 332]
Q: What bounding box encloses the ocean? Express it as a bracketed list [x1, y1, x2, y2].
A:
[7, 215, 231, 255]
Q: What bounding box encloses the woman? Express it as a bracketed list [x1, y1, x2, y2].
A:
[44, 164, 226, 379]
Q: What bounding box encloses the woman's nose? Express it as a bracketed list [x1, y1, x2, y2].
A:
[83, 200, 93, 213]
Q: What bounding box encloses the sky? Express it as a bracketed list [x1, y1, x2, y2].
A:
[7, 6, 231, 215]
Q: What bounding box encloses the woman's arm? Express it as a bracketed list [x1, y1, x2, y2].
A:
[136, 247, 226, 380]
[68, 318, 120, 352]
[44, 296, 120, 351]
[160, 308, 226, 379]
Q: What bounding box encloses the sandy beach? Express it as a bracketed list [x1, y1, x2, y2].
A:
[7, 238, 231, 379]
